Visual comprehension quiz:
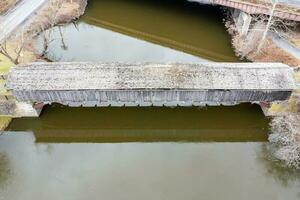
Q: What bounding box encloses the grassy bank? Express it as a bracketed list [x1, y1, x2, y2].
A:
[0, 0, 87, 129]
[0, 117, 11, 130]
[0, 51, 13, 75]
[0, 53, 13, 130]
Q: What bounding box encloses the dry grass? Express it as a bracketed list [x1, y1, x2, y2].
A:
[25, 0, 87, 36]
[227, 20, 300, 67]
[0, 44, 14, 130]
[226, 15, 300, 169]
[0, 117, 11, 130]
[0, 0, 18, 14]
[290, 38, 300, 49]
[268, 71, 300, 169]
[0, 40, 36, 65]
[249, 39, 300, 67]
[0, 51, 13, 75]
[0, 0, 87, 129]
[269, 113, 300, 169]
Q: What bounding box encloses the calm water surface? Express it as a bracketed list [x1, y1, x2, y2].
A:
[3, 0, 300, 199]
[37, 0, 238, 62]
[8, 104, 268, 143]
[0, 133, 300, 200]
[6, 105, 300, 199]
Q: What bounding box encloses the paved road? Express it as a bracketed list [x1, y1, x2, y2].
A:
[0, 0, 47, 43]
[271, 33, 300, 60]
[278, 0, 300, 8]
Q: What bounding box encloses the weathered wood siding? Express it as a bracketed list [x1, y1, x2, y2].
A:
[6, 62, 296, 90]
[7, 62, 296, 107]
[12, 89, 292, 107]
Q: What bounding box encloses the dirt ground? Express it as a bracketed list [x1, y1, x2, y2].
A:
[227, 21, 300, 67]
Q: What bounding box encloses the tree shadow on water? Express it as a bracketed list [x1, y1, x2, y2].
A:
[256, 143, 300, 188]
[0, 152, 11, 188]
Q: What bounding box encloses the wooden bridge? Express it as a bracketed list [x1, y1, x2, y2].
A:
[6, 62, 296, 107]
[207, 0, 300, 21]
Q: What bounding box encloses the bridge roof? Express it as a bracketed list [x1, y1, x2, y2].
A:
[7, 62, 296, 91]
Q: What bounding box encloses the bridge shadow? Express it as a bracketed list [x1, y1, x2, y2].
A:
[8, 104, 269, 143]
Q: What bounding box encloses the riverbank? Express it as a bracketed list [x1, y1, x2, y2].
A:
[1, 0, 87, 63]
[223, 9, 300, 168]
[1, 0, 299, 169]
[0, 0, 19, 14]
[0, 48, 15, 130]
[226, 20, 300, 67]
[8, 0, 87, 59]
[0, 0, 88, 130]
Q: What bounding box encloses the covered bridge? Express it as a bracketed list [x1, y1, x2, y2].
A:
[6, 62, 296, 107]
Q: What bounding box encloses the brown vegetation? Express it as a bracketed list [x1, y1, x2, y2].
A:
[267, 71, 300, 169]
[0, 0, 87, 64]
[0, 0, 87, 129]
[22, 0, 86, 57]
[225, 8, 300, 168]
[0, 0, 19, 14]
[248, 38, 300, 67]
[0, 39, 25, 65]
[26, 0, 87, 36]
[269, 112, 300, 169]
[226, 17, 300, 67]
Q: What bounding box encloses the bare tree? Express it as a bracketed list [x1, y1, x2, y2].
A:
[0, 37, 27, 65]
[269, 113, 300, 169]
[256, 0, 278, 52]
[48, 0, 64, 27]
[38, 0, 67, 57]
[2, 0, 68, 61]
[39, 29, 55, 57]
[58, 26, 67, 50]
[227, 10, 297, 59]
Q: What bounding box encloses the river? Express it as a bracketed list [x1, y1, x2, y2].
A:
[8, 104, 268, 143]
[35, 0, 238, 62]
[2, 0, 300, 199]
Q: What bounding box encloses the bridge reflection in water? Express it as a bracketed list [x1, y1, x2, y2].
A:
[8, 104, 269, 143]
[82, 0, 237, 61]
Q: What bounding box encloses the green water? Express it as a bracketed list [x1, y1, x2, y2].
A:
[3, 0, 300, 199]
[1, 133, 300, 200]
[81, 0, 238, 61]
[17, 0, 267, 142]
[36, 0, 238, 62]
[8, 104, 268, 143]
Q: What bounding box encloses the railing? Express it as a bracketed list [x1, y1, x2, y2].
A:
[210, 0, 300, 21]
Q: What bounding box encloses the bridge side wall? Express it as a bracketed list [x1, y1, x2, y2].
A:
[210, 0, 300, 22]
[11, 89, 292, 107]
